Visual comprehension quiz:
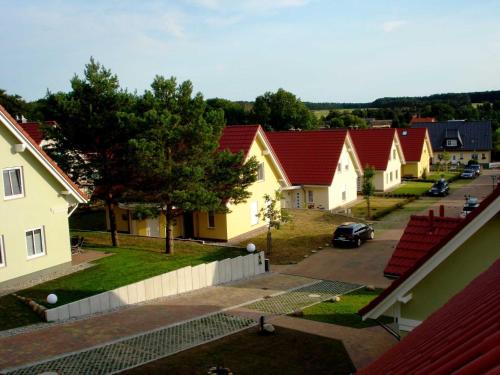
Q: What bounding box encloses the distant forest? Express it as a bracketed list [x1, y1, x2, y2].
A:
[304, 90, 500, 110]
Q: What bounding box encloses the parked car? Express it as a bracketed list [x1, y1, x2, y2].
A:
[460, 169, 476, 179]
[469, 164, 481, 176]
[332, 222, 374, 248]
[427, 179, 450, 196]
[461, 196, 479, 218]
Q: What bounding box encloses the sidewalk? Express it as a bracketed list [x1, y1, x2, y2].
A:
[0, 273, 313, 370]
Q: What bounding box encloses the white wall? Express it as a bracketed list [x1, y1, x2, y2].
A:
[45, 251, 266, 322]
[328, 144, 359, 208]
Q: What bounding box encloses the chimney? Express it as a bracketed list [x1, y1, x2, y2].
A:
[428, 209, 434, 230]
[439, 205, 445, 217]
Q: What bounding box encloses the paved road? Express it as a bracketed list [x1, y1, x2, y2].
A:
[274, 170, 498, 288]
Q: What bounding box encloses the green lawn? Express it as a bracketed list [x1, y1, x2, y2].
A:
[351, 197, 407, 219]
[0, 232, 243, 331]
[391, 181, 433, 196]
[240, 209, 349, 265]
[121, 326, 355, 375]
[428, 171, 459, 181]
[300, 288, 392, 328]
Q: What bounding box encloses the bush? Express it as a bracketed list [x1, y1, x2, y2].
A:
[371, 197, 416, 220]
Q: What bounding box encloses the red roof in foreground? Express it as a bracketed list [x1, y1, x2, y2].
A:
[384, 212, 463, 278]
[358, 259, 500, 375]
[410, 116, 436, 124]
[266, 130, 348, 185]
[359, 186, 500, 318]
[350, 128, 398, 170]
[0, 106, 88, 201]
[218, 125, 260, 157]
[397, 128, 428, 162]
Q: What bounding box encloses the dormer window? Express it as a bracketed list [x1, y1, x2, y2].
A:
[3, 167, 24, 200]
[446, 139, 457, 147]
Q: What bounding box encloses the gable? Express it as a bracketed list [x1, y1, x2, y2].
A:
[0, 106, 87, 203]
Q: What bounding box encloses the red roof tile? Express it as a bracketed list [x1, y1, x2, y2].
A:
[384, 213, 463, 278]
[218, 125, 260, 157]
[266, 130, 348, 185]
[359, 186, 500, 317]
[350, 128, 398, 170]
[410, 116, 436, 124]
[397, 128, 428, 162]
[0, 105, 88, 201]
[358, 259, 500, 375]
[19, 122, 45, 145]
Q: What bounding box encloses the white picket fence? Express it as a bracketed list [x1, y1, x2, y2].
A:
[45, 251, 266, 322]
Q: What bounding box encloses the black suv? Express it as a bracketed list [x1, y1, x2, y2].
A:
[428, 179, 449, 196]
[332, 222, 374, 248]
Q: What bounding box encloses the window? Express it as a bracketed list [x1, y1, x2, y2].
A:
[0, 235, 5, 267]
[3, 167, 24, 199]
[446, 139, 457, 147]
[393, 149, 396, 160]
[482, 153, 486, 160]
[337, 163, 341, 172]
[342, 185, 347, 201]
[390, 171, 393, 182]
[26, 228, 45, 259]
[257, 163, 265, 181]
[460, 153, 464, 160]
[207, 211, 215, 228]
[308, 191, 314, 203]
[395, 169, 399, 179]
[472, 153, 479, 160]
[345, 163, 349, 171]
[250, 201, 259, 225]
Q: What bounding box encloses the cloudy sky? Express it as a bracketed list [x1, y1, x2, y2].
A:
[1, 0, 500, 102]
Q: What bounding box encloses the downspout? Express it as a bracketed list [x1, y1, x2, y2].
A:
[67, 203, 79, 218]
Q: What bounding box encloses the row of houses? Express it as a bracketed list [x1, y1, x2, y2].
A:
[109, 126, 434, 243]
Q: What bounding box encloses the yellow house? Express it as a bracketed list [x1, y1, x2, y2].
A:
[0, 106, 88, 288]
[398, 128, 433, 178]
[350, 129, 406, 192]
[266, 130, 363, 210]
[109, 125, 291, 242]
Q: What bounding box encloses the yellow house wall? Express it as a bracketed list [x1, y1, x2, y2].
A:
[105, 206, 130, 233]
[402, 141, 431, 178]
[193, 211, 228, 240]
[328, 144, 359, 208]
[225, 136, 284, 240]
[0, 124, 76, 284]
[431, 151, 491, 165]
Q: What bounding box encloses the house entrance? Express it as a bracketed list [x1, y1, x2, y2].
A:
[183, 212, 194, 238]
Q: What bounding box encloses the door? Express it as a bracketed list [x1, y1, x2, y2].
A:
[146, 218, 160, 237]
[294, 191, 302, 208]
[183, 212, 194, 238]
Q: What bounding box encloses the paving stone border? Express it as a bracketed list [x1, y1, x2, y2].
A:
[1, 312, 257, 375]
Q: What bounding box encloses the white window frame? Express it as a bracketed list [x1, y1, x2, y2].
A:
[446, 139, 457, 147]
[0, 235, 5, 267]
[207, 211, 216, 228]
[2, 167, 25, 200]
[25, 227, 46, 260]
[250, 201, 259, 226]
[257, 162, 265, 181]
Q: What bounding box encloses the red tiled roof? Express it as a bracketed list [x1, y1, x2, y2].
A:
[410, 116, 436, 124]
[266, 130, 348, 185]
[397, 128, 428, 162]
[19, 122, 44, 145]
[218, 125, 260, 157]
[358, 259, 500, 375]
[0, 105, 88, 201]
[359, 186, 500, 317]
[384, 213, 463, 278]
[350, 128, 398, 170]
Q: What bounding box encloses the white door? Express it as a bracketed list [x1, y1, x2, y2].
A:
[146, 218, 160, 237]
[295, 191, 302, 208]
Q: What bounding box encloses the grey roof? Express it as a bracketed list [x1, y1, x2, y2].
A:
[411, 121, 492, 152]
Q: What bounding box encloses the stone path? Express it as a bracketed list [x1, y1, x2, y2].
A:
[1, 313, 256, 375]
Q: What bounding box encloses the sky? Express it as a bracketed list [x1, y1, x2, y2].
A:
[1, 0, 500, 103]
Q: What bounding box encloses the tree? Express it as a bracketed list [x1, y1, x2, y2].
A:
[0, 89, 32, 120]
[206, 98, 249, 125]
[441, 151, 451, 172]
[258, 191, 290, 255]
[43, 58, 135, 247]
[128, 76, 259, 254]
[362, 166, 376, 219]
[252, 88, 318, 130]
